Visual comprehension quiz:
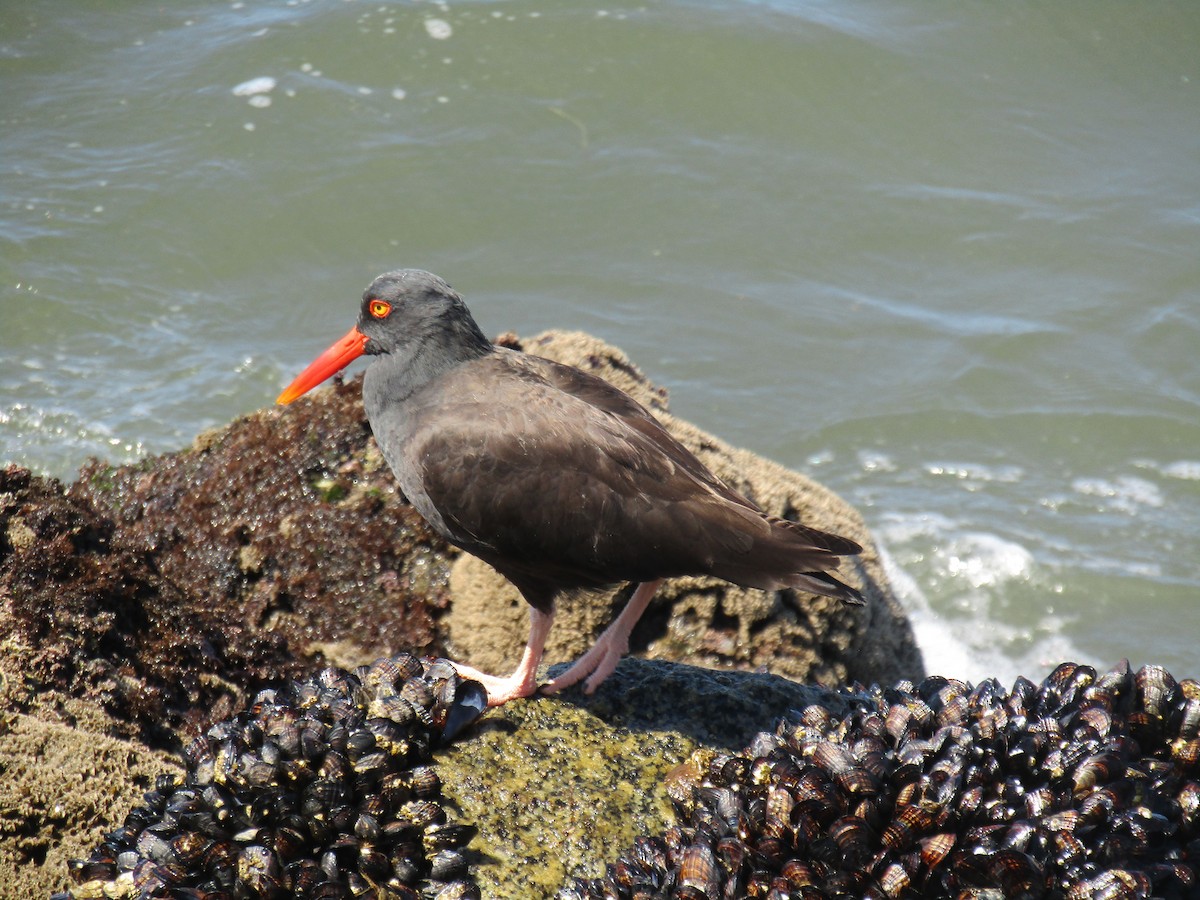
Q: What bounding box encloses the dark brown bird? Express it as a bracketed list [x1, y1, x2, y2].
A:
[278, 270, 863, 706]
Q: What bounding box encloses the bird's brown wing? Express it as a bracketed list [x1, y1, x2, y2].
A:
[517, 352, 760, 508]
[402, 352, 858, 597]
[523, 352, 862, 558]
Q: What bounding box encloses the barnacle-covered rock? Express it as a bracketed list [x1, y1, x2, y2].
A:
[32, 638, 1200, 900]
[565, 661, 1200, 900]
[438, 657, 852, 898]
[3, 331, 915, 896]
[55, 655, 485, 900]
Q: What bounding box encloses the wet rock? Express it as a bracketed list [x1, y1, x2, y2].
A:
[1, 373, 453, 743]
[68, 376, 454, 702]
[441, 659, 850, 898]
[1, 462, 259, 746]
[565, 661, 1200, 900]
[56, 655, 485, 900]
[2, 331, 919, 895]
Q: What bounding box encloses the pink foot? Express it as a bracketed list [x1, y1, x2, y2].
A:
[541, 579, 662, 697]
[540, 637, 625, 696]
[450, 606, 554, 708]
[449, 661, 540, 707]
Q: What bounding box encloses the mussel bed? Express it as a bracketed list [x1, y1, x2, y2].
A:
[55, 654, 486, 900]
[562, 661, 1200, 900]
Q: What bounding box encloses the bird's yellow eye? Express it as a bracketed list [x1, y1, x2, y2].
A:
[369, 300, 392, 319]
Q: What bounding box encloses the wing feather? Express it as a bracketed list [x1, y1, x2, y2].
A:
[397, 350, 857, 595]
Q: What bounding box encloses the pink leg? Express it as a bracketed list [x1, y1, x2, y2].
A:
[451, 607, 554, 707]
[541, 579, 663, 696]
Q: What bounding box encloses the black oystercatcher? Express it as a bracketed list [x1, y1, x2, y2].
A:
[278, 270, 864, 706]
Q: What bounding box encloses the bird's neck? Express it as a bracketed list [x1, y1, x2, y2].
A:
[366, 320, 493, 407]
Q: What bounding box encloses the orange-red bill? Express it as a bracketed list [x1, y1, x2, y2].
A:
[277, 325, 369, 404]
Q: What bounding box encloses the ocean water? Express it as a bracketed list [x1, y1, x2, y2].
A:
[3, 0, 1198, 687]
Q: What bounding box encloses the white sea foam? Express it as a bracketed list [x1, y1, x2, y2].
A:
[941, 532, 1033, 590]
[875, 516, 1091, 688]
[925, 462, 1024, 484]
[232, 76, 276, 97]
[857, 449, 897, 472]
[1161, 460, 1200, 480]
[1071, 475, 1164, 512]
[880, 545, 984, 681]
[424, 18, 452, 40]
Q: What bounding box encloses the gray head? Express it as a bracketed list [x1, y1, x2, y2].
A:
[358, 269, 491, 360]
[277, 269, 493, 406]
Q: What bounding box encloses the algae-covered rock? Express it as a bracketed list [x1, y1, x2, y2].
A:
[1, 374, 455, 743]
[0, 330, 917, 898]
[439, 658, 850, 897]
[0, 645, 179, 897]
[68, 377, 454, 686]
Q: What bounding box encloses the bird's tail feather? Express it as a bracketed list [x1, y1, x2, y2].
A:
[786, 569, 865, 605]
[706, 511, 866, 604]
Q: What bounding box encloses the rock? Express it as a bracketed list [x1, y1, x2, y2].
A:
[69, 376, 454, 686]
[0, 330, 919, 897]
[565, 661, 1200, 900]
[1, 376, 455, 743]
[0, 651, 180, 897]
[441, 658, 852, 897]
[40, 654, 848, 900]
[41, 653, 1200, 900]
[447, 330, 922, 689]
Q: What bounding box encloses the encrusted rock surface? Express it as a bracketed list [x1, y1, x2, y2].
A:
[43, 656, 1200, 900]
[0, 696, 182, 894]
[564, 661, 1200, 900]
[1, 382, 452, 746]
[44, 656, 852, 900]
[442, 660, 851, 898]
[54, 654, 488, 900]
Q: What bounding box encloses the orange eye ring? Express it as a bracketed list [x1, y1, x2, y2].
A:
[369, 300, 392, 319]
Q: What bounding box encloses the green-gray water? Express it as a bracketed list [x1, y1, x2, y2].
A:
[3, 0, 1198, 684]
